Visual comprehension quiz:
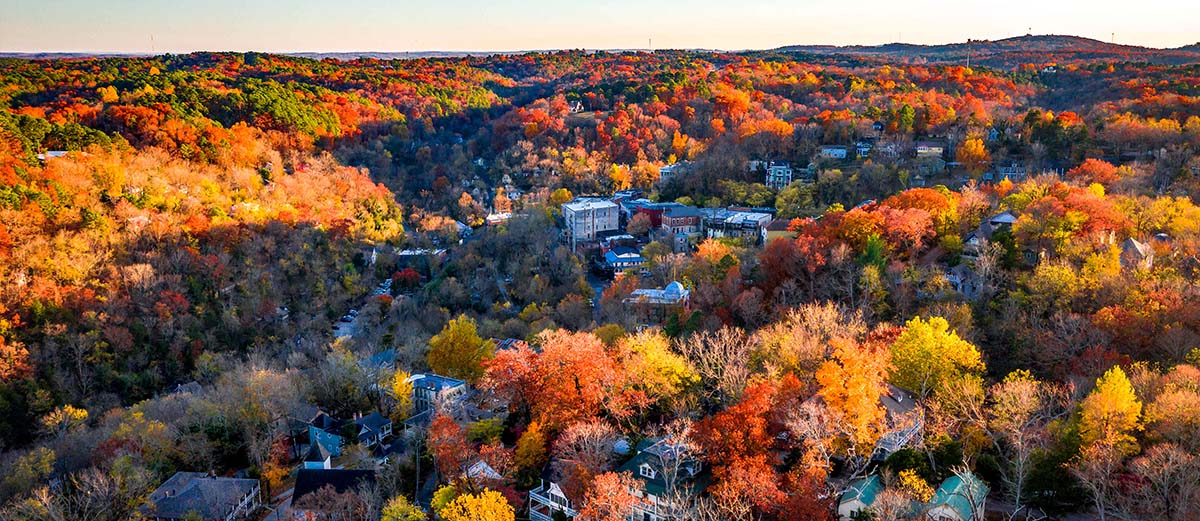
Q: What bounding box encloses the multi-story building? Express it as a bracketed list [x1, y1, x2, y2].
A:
[617, 436, 708, 521]
[562, 198, 620, 243]
[410, 373, 467, 413]
[762, 161, 794, 189]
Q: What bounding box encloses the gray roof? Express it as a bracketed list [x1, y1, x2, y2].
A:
[143, 472, 258, 521]
[305, 441, 332, 463]
[355, 412, 391, 435]
[411, 373, 467, 392]
[662, 205, 703, 218]
[292, 469, 376, 508]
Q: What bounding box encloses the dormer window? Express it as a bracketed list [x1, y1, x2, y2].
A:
[639, 463, 657, 479]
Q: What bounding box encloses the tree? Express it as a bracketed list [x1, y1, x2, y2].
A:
[428, 315, 494, 383]
[514, 421, 548, 484]
[437, 489, 514, 521]
[0, 336, 32, 382]
[38, 404, 88, 439]
[617, 331, 697, 403]
[554, 420, 618, 500]
[1073, 365, 1143, 521]
[626, 213, 653, 236]
[955, 137, 991, 177]
[390, 370, 414, 422]
[577, 472, 640, 521]
[986, 370, 1068, 513]
[1078, 365, 1141, 454]
[429, 415, 471, 481]
[381, 495, 427, 521]
[678, 327, 752, 406]
[814, 338, 890, 457]
[1067, 158, 1120, 186]
[888, 316, 984, 398]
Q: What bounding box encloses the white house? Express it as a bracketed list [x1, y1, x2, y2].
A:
[820, 145, 849, 160]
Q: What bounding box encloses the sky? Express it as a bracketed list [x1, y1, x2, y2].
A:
[2, 0, 1199, 53]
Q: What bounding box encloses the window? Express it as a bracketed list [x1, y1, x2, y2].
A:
[639, 463, 657, 479]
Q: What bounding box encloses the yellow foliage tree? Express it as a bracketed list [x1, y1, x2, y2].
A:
[515, 421, 548, 473]
[956, 137, 991, 177]
[428, 315, 494, 383]
[438, 489, 514, 521]
[618, 331, 697, 401]
[391, 370, 414, 422]
[1079, 365, 1142, 455]
[889, 316, 984, 398]
[381, 495, 427, 521]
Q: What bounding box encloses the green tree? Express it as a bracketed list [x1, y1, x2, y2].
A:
[428, 315, 494, 383]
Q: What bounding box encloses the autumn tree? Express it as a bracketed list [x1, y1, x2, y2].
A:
[428, 315, 494, 383]
[813, 338, 890, 457]
[955, 137, 991, 177]
[381, 495, 427, 521]
[430, 415, 471, 481]
[553, 420, 619, 500]
[514, 421, 548, 484]
[889, 316, 984, 398]
[577, 472, 641, 521]
[437, 489, 514, 521]
[390, 370, 414, 422]
[1073, 365, 1143, 521]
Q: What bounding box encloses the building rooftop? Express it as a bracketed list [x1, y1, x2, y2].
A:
[292, 469, 376, 508]
[410, 373, 467, 392]
[143, 472, 259, 521]
[563, 198, 618, 212]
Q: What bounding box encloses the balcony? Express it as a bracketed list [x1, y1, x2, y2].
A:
[529, 487, 578, 520]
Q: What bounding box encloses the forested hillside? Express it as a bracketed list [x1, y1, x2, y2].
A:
[1, 48, 1199, 520]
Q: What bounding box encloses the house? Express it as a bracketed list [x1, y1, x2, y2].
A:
[617, 436, 709, 521]
[290, 469, 376, 520]
[925, 473, 989, 521]
[486, 212, 512, 226]
[455, 220, 473, 238]
[945, 264, 982, 300]
[36, 151, 68, 161]
[529, 478, 579, 521]
[820, 145, 849, 160]
[873, 384, 923, 461]
[701, 209, 773, 243]
[762, 218, 797, 244]
[838, 475, 883, 521]
[963, 211, 1017, 258]
[660, 205, 703, 236]
[855, 141, 874, 158]
[605, 246, 647, 274]
[916, 141, 946, 158]
[983, 163, 1028, 183]
[494, 338, 529, 352]
[1120, 237, 1153, 271]
[411, 373, 468, 413]
[308, 424, 344, 458]
[353, 412, 392, 447]
[171, 381, 203, 395]
[303, 441, 333, 470]
[562, 198, 620, 243]
[625, 281, 690, 307]
[658, 161, 693, 184]
[142, 472, 261, 521]
[762, 161, 795, 190]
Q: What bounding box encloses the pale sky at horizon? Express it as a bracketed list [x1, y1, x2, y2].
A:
[2, 0, 1199, 53]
